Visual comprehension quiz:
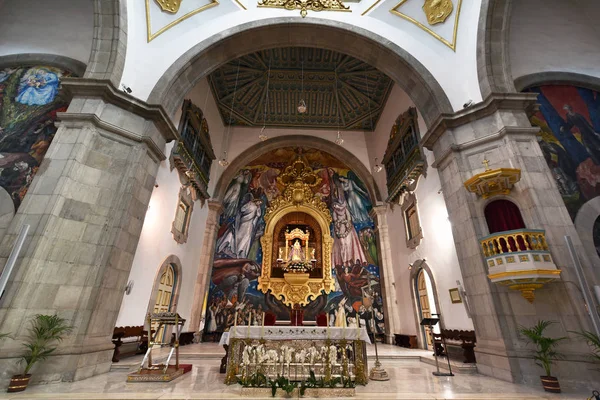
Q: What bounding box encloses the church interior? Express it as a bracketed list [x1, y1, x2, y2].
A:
[0, 0, 599, 398]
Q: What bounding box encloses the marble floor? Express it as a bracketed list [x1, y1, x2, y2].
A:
[0, 344, 592, 399]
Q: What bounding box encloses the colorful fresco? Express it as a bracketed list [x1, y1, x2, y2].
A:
[526, 85, 600, 249]
[204, 147, 385, 338]
[0, 66, 72, 210]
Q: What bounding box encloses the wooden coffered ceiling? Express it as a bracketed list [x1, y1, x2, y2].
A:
[208, 47, 394, 130]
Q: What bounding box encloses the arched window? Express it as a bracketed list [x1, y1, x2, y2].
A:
[484, 199, 525, 233]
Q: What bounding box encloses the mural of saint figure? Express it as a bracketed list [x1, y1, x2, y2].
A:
[234, 194, 263, 258]
[15, 68, 60, 106]
[339, 176, 371, 224]
[288, 240, 304, 262]
[561, 104, 600, 164]
[223, 170, 251, 220]
[332, 200, 367, 266]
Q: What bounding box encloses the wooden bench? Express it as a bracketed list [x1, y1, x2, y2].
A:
[112, 326, 150, 362]
[434, 329, 476, 363]
[394, 333, 418, 349]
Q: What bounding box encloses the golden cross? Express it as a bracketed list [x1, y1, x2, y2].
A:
[482, 159, 490, 170]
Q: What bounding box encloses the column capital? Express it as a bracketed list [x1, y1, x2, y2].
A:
[369, 204, 389, 222]
[207, 199, 224, 215]
[421, 92, 539, 150]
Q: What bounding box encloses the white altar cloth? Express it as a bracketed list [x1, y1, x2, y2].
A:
[219, 326, 371, 345]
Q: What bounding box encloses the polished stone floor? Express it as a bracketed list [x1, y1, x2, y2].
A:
[0, 344, 591, 399]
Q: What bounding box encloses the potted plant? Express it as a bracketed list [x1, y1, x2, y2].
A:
[572, 330, 600, 365]
[519, 320, 566, 393]
[8, 314, 72, 393]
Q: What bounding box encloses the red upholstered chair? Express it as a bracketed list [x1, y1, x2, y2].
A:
[316, 313, 327, 327]
[264, 312, 277, 326]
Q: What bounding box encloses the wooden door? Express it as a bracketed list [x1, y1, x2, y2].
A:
[152, 265, 175, 343]
[417, 270, 433, 347]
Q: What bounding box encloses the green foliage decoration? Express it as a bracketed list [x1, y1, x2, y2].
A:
[519, 320, 566, 377]
[19, 314, 73, 375]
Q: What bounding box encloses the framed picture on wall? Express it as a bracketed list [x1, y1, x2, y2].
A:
[449, 288, 462, 304]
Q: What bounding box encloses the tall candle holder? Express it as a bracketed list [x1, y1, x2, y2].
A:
[364, 273, 389, 381]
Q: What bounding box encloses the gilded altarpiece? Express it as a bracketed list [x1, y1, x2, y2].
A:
[258, 157, 335, 306]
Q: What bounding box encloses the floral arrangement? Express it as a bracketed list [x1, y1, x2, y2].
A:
[280, 260, 315, 273]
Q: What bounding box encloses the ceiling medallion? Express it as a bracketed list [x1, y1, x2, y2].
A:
[422, 0, 453, 25]
[155, 0, 183, 13]
[258, 0, 350, 18]
[145, 0, 219, 42]
[389, 0, 462, 51]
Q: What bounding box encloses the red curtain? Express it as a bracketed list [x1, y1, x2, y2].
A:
[484, 200, 526, 233]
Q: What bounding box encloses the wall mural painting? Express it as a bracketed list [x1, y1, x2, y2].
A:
[204, 147, 384, 339]
[526, 84, 600, 254]
[0, 66, 73, 210]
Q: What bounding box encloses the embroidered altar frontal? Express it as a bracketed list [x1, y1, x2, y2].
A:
[223, 326, 370, 385]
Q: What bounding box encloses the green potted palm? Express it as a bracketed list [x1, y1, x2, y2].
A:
[572, 330, 600, 364]
[7, 314, 72, 393]
[519, 320, 566, 393]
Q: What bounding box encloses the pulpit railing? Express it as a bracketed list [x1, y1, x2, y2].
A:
[480, 228, 548, 257]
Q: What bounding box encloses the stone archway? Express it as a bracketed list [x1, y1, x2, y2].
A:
[147, 18, 453, 127]
[213, 135, 382, 204]
[85, 0, 127, 86]
[477, 0, 515, 99]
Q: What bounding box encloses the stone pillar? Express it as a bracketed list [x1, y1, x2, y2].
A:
[0, 79, 176, 386]
[189, 200, 223, 333]
[422, 92, 599, 387]
[370, 205, 400, 344]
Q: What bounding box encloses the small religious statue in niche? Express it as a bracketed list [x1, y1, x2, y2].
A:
[422, 0, 453, 25]
[288, 240, 305, 262]
[311, 248, 316, 260]
[278, 248, 283, 260]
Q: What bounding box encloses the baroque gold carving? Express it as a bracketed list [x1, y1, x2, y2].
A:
[422, 0, 453, 25]
[389, 0, 462, 51]
[259, 156, 335, 307]
[155, 0, 183, 13]
[258, 0, 350, 18]
[145, 0, 219, 42]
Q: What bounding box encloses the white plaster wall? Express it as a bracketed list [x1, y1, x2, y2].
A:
[116, 78, 225, 327]
[0, 0, 94, 64]
[510, 0, 600, 81]
[225, 126, 371, 174]
[122, 0, 483, 110]
[366, 84, 473, 338]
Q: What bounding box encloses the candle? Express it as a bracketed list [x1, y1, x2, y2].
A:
[234, 311, 238, 327]
[247, 312, 252, 338]
[261, 313, 265, 339]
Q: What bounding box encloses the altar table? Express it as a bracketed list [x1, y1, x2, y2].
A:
[220, 326, 371, 345]
[222, 326, 370, 385]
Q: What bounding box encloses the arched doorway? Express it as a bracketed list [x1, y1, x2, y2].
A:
[151, 264, 177, 343]
[415, 268, 438, 349]
[147, 255, 182, 344]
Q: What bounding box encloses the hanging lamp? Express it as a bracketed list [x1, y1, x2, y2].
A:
[297, 53, 307, 114]
[220, 60, 240, 167]
[219, 151, 230, 167]
[334, 64, 344, 145]
[364, 68, 382, 173]
[259, 52, 273, 142]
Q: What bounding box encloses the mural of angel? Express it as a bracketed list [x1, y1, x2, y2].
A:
[331, 200, 367, 267]
[15, 68, 60, 106]
[234, 194, 263, 258]
[339, 175, 371, 224]
[223, 170, 251, 220]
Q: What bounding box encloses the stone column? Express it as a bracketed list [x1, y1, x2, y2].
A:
[370, 205, 400, 344]
[422, 92, 599, 387]
[0, 79, 176, 386]
[189, 200, 223, 333]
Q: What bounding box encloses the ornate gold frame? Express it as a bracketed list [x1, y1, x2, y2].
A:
[258, 157, 335, 306]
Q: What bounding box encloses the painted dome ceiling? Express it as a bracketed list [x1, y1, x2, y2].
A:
[208, 47, 394, 130]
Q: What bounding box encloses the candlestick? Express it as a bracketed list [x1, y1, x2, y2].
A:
[247, 312, 252, 338]
[261, 313, 265, 339]
[234, 311, 238, 328]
